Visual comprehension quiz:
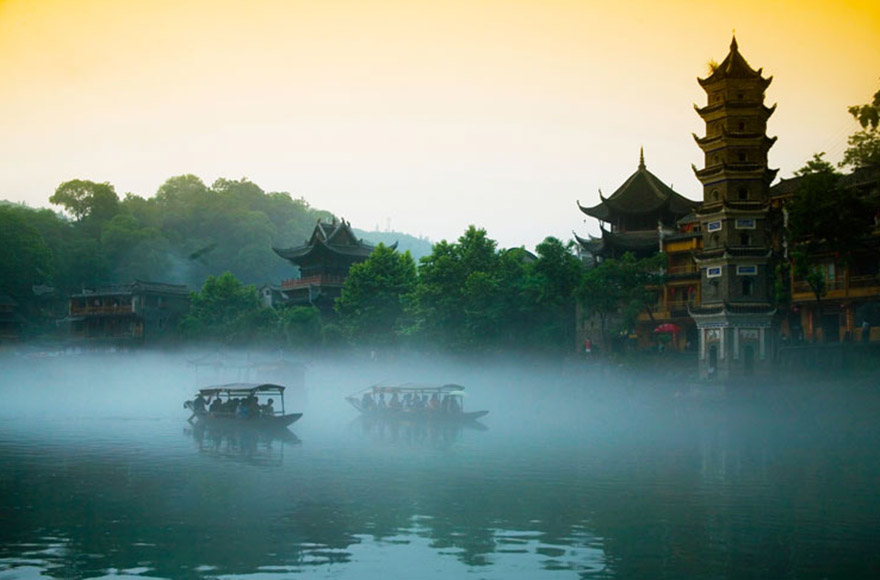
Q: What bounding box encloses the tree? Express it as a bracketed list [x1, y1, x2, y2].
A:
[0, 207, 54, 314]
[577, 252, 666, 350]
[841, 86, 880, 169]
[520, 237, 584, 351]
[50, 179, 119, 223]
[788, 153, 872, 262]
[335, 243, 417, 347]
[178, 272, 269, 344]
[407, 226, 504, 352]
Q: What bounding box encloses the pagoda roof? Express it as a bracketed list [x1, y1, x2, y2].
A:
[698, 35, 772, 89]
[600, 228, 660, 252]
[578, 149, 699, 220]
[274, 218, 378, 263]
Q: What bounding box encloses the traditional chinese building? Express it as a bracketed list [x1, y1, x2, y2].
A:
[689, 36, 779, 379]
[575, 151, 701, 352]
[576, 149, 699, 261]
[67, 281, 190, 347]
[273, 218, 382, 314]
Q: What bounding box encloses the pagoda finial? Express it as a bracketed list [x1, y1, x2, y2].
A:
[639, 146, 645, 170]
[731, 31, 738, 52]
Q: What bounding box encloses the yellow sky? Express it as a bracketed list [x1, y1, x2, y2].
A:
[1, 0, 878, 249]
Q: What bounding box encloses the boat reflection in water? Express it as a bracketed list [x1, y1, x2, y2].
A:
[353, 413, 487, 447]
[185, 421, 300, 466]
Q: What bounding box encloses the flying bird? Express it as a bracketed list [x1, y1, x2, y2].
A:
[188, 243, 217, 261]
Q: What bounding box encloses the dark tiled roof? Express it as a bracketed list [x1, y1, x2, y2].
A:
[274, 219, 376, 263]
[579, 152, 699, 221]
[601, 229, 660, 252]
[73, 281, 189, 298]
[698, 36, 772, 89]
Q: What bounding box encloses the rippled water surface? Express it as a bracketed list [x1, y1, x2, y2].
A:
[2, 352, 879, 579]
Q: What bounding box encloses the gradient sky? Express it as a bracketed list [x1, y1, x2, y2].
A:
[1, 0, 878, 250]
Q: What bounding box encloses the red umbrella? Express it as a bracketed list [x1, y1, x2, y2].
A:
[653, 323, 681, 334]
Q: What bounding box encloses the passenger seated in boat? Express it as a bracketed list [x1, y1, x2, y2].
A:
[447, 396, 461, 414]
[389, 392, 402, 409]
[378, 393, 386, 409]
[429, 393, 440, 410]
[402, 393, 413, 408]
[361, 392, 374, 410]
[247, 396, 260, 418]
[261, 398, 275, 417]
[413, 394, 426, 409]
[209, 397, 223, 414]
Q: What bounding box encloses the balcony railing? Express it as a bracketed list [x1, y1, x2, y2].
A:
[667, 264, 698, 276]
[281, 275, 347, 291]
[70, 304, 134, 316]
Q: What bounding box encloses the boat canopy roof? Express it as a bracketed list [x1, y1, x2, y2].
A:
[355, 383, 466, 396]
[197, 383, 286, 397]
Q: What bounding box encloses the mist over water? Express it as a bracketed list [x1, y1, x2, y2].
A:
[1, 349, 879, 579]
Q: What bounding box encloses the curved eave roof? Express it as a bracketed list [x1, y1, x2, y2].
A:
[274, 239, 374, 262]
[585, 166, 699, 219]
[577, 199, 611, 221]
[601, 228, 660, 251]
[697, 36, 773, 89]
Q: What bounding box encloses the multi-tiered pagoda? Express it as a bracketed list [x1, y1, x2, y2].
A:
[689, 36, 779, 378]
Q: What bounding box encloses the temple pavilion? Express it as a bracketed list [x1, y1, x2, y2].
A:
[273, 218, 383, 314]
[576, 149, 699, 261]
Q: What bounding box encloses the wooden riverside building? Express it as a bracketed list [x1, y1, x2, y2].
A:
[67, 281, 190, 347]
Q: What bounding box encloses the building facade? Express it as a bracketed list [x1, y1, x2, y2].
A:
[68, 281, 190, 347]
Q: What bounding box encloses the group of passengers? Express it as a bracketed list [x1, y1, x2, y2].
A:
[360, 391, 461, 414]
[191, 393, 275, 419]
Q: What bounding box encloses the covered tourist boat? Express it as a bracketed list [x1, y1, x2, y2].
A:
[184, 383, 302, 428]
[346, 383, 488, 422]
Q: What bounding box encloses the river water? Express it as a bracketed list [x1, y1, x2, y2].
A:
[1, 352, 879, 579]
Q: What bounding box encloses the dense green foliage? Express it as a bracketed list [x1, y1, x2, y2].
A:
[578, 253, 667, 348]
[788, 153, 873, 263]
[841, 86, 880, 169]
[335, 243, 417, 347]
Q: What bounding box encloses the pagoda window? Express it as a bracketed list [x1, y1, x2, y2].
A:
[737, 186, 748, 200]
[742, 278, 753, 296]
[736, 218, 756, 229]
[738, 121, 746, 131]
[707, 220, 722, 232]
[737, 152, 747, 162]
[707, 266, 722, 278]
[711, 189, 720, 202]
[740, 232, 750, 246]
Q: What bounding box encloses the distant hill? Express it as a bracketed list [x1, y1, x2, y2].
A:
[354, 229, 434, 262]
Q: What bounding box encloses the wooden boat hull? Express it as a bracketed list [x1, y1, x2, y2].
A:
[346, 399, 487, 422]
[194, 412, 302, 429]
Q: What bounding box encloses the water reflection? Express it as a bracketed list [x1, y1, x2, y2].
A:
[185, 423, 300, 466]
[2, 354, 880, 579]
[352, 415, 487, 448]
